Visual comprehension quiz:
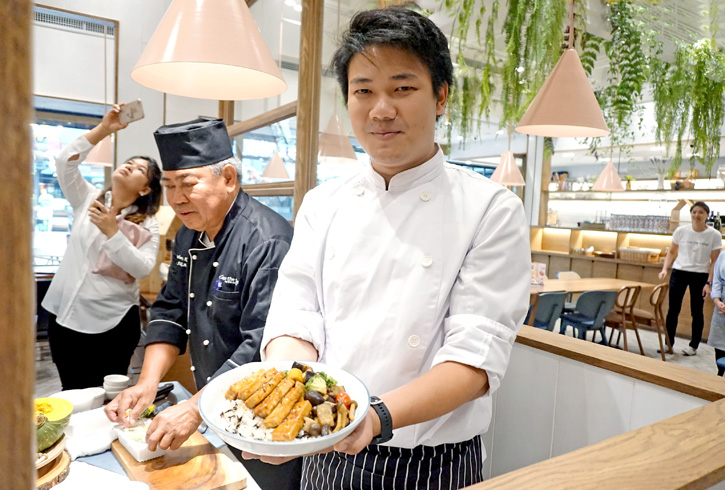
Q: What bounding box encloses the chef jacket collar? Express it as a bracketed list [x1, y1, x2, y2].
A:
[366, 145, 445, 191]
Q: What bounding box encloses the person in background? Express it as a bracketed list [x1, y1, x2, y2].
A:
[42, 105, 162, 390]
[104, 118, 299, 490]
[708, 252, 725, 375]
[659, 201, 722, 356]
[246, 8, 530, 489]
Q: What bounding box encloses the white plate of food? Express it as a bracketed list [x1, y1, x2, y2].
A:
[199, 361, 370, 457]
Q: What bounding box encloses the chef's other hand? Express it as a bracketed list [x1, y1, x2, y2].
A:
[146, 398, 201, 451]
[104, 382, 157, 427]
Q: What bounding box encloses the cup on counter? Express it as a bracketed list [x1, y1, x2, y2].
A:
[103, 374, 130, 400]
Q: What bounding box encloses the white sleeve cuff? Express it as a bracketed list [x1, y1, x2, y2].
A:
[261, 310, 325, 361]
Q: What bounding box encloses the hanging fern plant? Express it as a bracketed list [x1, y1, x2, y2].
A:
[686, 39, 725, 175]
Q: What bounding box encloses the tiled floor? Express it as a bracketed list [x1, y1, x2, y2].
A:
[34, 326, 722, 398]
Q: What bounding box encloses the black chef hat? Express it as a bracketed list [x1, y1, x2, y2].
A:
[153, 118, 233, 171]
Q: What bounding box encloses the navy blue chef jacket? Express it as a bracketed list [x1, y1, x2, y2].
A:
[145, 190, 293, 389]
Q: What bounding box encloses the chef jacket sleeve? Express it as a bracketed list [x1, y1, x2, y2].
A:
[712, 252, 725, 300]
[261, 193, 325, 360]
[432, 190, 531, 396]
[212, 238, 291, 378]
[54, 135, 99, 211]
[145, 241, 189, 353]
[101, 217, 160, 279]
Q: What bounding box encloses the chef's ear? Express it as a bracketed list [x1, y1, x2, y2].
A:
[221, 164, 238, 190]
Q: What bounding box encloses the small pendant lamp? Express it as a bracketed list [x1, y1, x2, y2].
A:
[318, 113, 358, 164]
[491, 124, 526, 186]
[592, 161, 624, 191]
[86, 136, 114, 167]
[131, 0, 287, 100]
[515, 0, 608, 138]
[262, 151, 290, 180]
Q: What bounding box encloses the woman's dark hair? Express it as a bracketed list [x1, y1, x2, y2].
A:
[330, 8, 453, 114]
[98, 156, 162, 224]
[691, 201, 710, 215]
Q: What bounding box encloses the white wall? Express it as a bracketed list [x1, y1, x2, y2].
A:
[483, 343, 707, 480]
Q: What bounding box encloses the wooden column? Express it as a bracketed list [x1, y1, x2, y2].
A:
[293, 0, 324, 219]
[218, 100, 235, 126]
[0, 1, 35, 489]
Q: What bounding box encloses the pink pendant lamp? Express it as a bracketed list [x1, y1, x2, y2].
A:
[132, 0, 287, 100]
[85, 136, 114, 167]
[318, 113, 358, 164]
[491, 151, 526, 186]
[592, 161, 624, 191]
[262, 151, 290, 180]
[515, 1, 608, 138]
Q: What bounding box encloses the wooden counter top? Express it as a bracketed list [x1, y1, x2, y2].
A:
[470, 398, 725, 489]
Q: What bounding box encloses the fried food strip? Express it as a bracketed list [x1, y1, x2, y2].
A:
[272, 400, 312, 441]
[238, 368, 280, 401]
[254, 377, 295, 418]
[263, 381, 304, 428]
[245, 370, 286, 409]
[225, 369, 265, 400]
[332, 403, 349, 433]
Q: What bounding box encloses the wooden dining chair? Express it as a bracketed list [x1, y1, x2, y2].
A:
[605, 285, 644, 355]
[631, 283, 671, 361]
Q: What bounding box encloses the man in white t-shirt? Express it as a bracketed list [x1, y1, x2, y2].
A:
[659, 201, 722, 356]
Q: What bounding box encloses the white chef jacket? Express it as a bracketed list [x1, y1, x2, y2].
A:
[41, 136, 159, 334]
[261, 148, 531, 451]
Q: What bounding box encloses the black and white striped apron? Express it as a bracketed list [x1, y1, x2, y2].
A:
[301, 435, 484, 490]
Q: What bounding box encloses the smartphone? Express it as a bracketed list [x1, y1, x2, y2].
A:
[119, 99, 145, 125]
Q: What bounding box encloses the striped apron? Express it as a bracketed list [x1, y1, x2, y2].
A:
[301, 435, 484, 490]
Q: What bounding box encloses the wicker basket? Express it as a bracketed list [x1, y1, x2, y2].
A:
[618, 247, 661, 263]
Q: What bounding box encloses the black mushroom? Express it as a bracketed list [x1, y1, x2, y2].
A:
[304, 390, 325, 406]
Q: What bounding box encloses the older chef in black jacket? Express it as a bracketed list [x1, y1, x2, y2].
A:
[105, 118, 299, 489]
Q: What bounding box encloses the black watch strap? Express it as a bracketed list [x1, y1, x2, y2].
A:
[369, 396, 393, 444]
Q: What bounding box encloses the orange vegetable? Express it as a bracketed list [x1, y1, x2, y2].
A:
[335, 392, 351, 408]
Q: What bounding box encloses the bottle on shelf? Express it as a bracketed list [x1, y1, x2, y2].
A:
[716, 212, 722, 232]
[707, 212, 715, 227]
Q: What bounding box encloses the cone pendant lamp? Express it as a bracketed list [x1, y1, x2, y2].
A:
[592, 161, 624, 191]
[491, 151, 526, 186]
[131, 0, 287, 100]
[85, 136, 113, 167]
[319, 113, 358, 164]
[515, 0, 608, 138]
[262, 151, 290, 180]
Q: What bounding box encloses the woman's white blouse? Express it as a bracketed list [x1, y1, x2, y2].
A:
[41, 136, 159, 334]
[262, 149, 531, 449]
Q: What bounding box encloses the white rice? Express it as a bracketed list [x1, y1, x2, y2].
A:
[220, 399, 274, 441]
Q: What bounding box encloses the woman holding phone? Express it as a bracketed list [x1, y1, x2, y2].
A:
[42, 104, 162, 389]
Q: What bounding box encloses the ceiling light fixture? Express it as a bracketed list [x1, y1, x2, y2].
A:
[86, 136, 114, 167]
[515, 0, 609, 138]
[262, 151, 290, 180]
[592, 160, 624, 192]
[131, 0, 287, 100]
[491, 124, 526, 187]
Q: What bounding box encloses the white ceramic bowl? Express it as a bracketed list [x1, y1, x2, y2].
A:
[85, 387, 106, 409]
[199, 361, 370, 457]
[51, 389, 95, 413]
[103, 374, 130, 390]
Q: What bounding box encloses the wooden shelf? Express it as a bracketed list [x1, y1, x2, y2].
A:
[547, 189, 725, 202]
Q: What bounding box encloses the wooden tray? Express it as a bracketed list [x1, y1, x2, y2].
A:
[37, 450, 70, 490]
[111, 431, 246, 490]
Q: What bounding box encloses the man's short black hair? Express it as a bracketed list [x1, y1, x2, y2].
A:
[330, 8, 453, 106]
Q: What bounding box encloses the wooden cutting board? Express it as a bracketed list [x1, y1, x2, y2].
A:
[111, 431, 246, 490]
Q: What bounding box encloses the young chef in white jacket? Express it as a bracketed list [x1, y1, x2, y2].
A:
[245, 8, 531, 489]
[42, 105, 162, 390]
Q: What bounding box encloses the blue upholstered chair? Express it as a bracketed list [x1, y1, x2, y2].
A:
[527, 292, 567, 331]
[559, 290, 617, 344]
[556, 271, 581, 311]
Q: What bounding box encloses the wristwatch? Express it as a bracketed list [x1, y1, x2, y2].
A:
[707, 281, 713, 286]
[369, 396, 393, 444]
